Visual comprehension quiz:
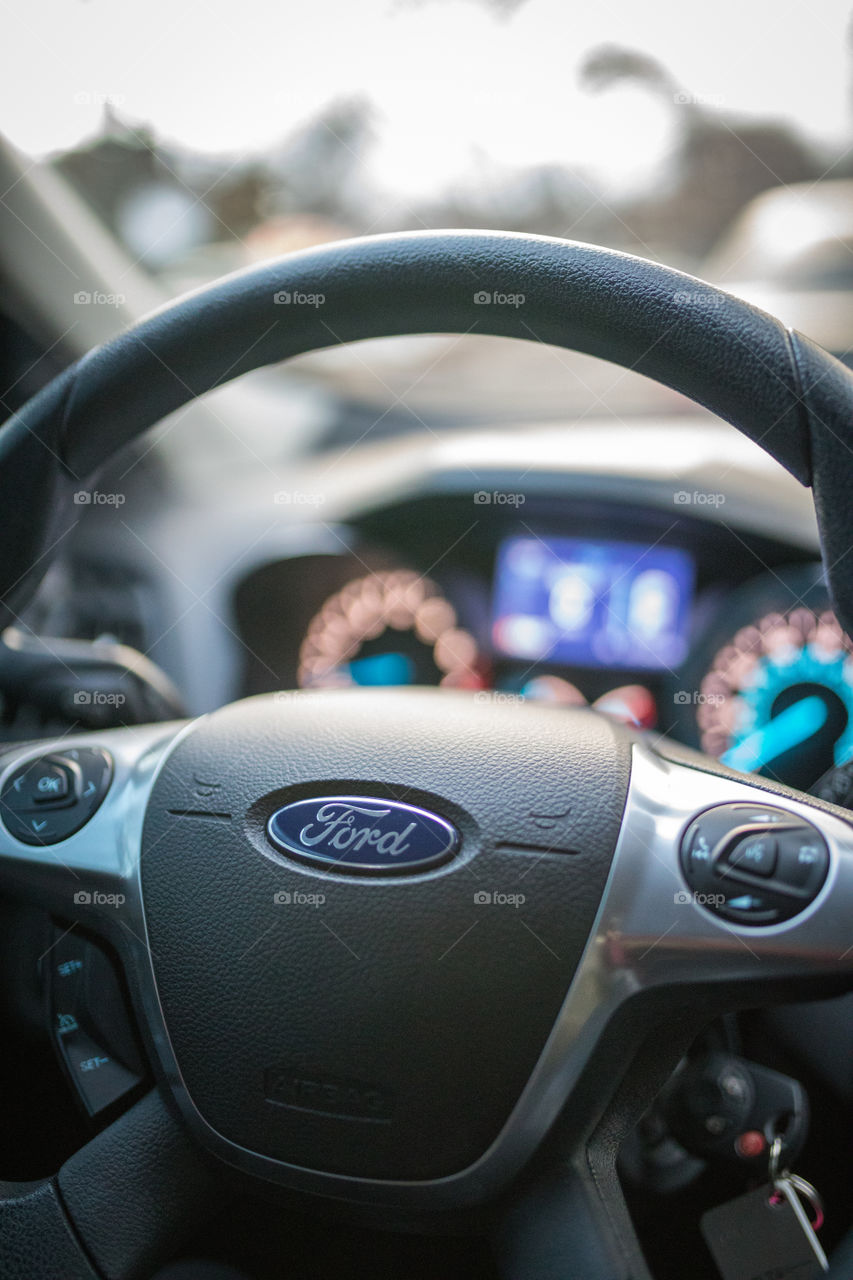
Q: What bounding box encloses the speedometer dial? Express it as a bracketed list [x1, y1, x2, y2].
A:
[699, 606, 853, 790]
[298, 568, 485, 690]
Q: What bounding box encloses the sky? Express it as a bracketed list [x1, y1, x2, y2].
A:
[1, 0, 852, 203]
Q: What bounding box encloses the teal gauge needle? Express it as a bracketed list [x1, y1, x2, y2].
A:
[722, 695, 828, 773]
[348, 652, 414, 686]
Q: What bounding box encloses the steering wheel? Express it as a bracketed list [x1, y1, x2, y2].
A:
[3, 230, 853, 1280]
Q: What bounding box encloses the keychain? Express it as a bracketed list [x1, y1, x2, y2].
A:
[701, 1134, 828, 1279]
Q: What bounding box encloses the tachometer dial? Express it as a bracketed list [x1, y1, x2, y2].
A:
[298, 568, 485, 690]
[699, 607, 853, 790]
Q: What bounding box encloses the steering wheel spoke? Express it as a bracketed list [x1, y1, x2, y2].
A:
[0, 1089, 227, 1280]
[0, 723, 186, 935]
[586, 741, 853, 1006]
[55, 1089, 228, 1280]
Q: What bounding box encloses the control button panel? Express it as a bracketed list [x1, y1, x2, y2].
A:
[47, 925, 145, 1116]
[0, 748, 112, 844]
[680, 802, 830, 924]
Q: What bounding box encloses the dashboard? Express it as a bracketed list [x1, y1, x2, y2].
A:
[25, 410, 849, 799]
[230, 491, 847, 795]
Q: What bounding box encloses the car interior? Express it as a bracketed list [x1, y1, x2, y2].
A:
[5, 4, 853, 1279]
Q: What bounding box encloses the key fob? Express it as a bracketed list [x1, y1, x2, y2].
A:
[701, 1183, 826, 1280]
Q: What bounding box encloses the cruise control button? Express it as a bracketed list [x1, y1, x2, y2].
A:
[57, 1025, 140, 1115]
[726, 834, 777, 878]
[46, 924, 145, 1115]
[685, 824, 714, 870]
[776, 832, 829, 889]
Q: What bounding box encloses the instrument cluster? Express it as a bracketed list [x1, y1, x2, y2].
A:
[234, 514, 848, 792]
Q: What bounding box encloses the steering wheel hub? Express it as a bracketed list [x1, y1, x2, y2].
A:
[139, 688, 630, 1181]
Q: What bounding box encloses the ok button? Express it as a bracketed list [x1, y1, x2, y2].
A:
[31, 763, 72, 805]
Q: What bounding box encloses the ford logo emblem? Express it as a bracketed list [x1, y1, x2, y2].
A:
[266, 795, 459, 874]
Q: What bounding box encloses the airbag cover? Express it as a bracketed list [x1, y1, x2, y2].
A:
[140, 689, 630, 1181]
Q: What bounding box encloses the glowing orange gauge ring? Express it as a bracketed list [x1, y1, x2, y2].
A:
[298, 569, 481, 689]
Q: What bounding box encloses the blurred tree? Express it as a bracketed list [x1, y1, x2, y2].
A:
[55, 109, 171, 231]
[580, 43, 824, 259]
[264, 97, 375, 224]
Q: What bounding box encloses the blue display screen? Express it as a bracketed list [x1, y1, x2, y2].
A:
[491, 536, 694, 670]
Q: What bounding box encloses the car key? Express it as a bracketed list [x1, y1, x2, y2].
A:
[700, 1136, 828, 1279]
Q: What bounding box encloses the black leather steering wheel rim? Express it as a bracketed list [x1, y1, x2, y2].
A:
[3, 228, 853, 634]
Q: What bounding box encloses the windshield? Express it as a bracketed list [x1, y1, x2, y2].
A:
[4, 0, 853, 422]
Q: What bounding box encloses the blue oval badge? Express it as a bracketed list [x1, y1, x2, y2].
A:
[266, 795, 459, 874]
